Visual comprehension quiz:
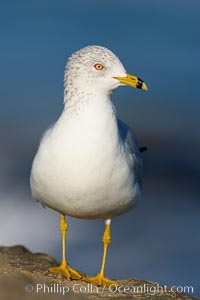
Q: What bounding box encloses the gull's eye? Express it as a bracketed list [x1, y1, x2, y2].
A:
[94, 63, 104, 71]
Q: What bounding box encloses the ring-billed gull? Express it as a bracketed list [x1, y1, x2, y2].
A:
[30, 45, 148, 287]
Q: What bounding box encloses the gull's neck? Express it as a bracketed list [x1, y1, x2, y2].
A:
[62, 89, 118, 140]
[64, 88, 114, 111]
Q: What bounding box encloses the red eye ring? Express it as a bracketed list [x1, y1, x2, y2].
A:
[94, 63, 104, 70]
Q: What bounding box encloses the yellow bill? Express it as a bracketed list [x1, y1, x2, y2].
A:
[114, 73, 148, 91]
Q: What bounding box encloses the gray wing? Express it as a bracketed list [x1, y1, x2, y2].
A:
[117, 119, 143, 186]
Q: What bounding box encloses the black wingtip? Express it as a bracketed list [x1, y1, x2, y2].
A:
[139, 146, 148, 153]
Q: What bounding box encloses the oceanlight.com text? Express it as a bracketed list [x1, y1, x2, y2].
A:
[25, 282, 194, 296]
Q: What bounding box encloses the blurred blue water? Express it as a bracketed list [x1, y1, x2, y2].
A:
[0, 0, 200, 297]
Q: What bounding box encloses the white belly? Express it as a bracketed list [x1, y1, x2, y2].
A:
[30, 112, 140, 219]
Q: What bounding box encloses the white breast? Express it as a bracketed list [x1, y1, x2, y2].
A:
[30, 96, 140, 219]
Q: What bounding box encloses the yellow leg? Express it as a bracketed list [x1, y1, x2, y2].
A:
[82, 219, 119, 287]
[49, 214, 82, 280]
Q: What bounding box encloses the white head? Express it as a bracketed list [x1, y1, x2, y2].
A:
[64, 45, 147, 101]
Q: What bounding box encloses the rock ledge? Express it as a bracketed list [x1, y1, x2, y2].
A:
[0, 245, 198, 300]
